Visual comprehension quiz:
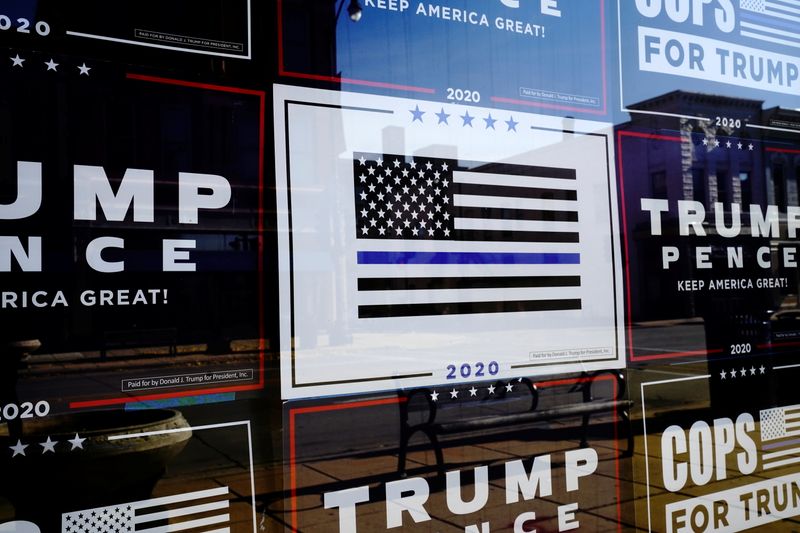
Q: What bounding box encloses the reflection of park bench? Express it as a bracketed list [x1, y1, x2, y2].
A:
[101, 328, 177, 358]
[398, 371, 633, 477]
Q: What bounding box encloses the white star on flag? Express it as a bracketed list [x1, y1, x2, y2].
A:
[10, 54, 24, 67]
[44, 59, 58, 71]
[77, 63, 91, 76]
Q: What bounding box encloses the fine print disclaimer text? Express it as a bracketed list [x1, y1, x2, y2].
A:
[123, 369, 255, 392]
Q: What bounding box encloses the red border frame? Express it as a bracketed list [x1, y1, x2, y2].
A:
[288, 375, 623, 533]
[69, 74, 266, 409]
[618, 131, 800, 362]
[276, 0, 608, 115]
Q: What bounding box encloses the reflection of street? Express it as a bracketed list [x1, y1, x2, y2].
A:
[631, 320, 707, 358]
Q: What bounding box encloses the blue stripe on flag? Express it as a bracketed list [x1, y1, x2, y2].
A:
[357, 251, 580, 265]
[740, 11, 800, 32]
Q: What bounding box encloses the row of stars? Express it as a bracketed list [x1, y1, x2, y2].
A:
[700, 137, 754, 150]
[430, 381, 517, 401]
[357, 156, 449, 172]
[361, 223, 449, 237]
[357, 179, 448, 198]
[65, 524, 132, 533]
[357, 199, 449, 217]
[720, 365, 766, 379]
[9, 433, 87, 457]
[65, 507, 132, 527]
[359, 202, 448, 217]
[9, 54, 91, 75]
[67, 505, 132, 519]
[410, 105, 520, 131]
[358, 169, 447, 185]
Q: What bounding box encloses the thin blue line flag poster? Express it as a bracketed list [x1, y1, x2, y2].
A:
[274, 85, 624, 399]
[279, 0, 610, 118]
[619, 0, 800, 120]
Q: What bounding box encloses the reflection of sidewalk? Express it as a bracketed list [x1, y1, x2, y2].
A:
[627, 365, 711, 420]
[19, 340, 265, 377]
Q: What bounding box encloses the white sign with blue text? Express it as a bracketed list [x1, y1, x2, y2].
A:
[619, 0, 800, 116]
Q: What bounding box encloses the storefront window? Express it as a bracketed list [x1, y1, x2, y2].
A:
[2, 1, 800, 531]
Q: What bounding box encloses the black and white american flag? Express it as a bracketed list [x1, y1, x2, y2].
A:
[353, 152, 583, 319]
[739, 0, 800, 49]
[61, 486, 231, 533]
[760, 404, 800, 470]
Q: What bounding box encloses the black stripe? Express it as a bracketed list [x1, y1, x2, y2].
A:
[454, 182, 576, 201]
[453, 229, 579, 243]
[358, 299, 582, 318]
[287, 100, 394, 114]
[454, 206, 579, 222]
[462, 163, 576, 180]
[358, 275, 581, 291]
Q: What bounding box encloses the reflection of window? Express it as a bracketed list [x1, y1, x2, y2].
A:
[774, 163, 786, 208]
[739, 171, 751, 206]
[651, 171, 667, 198]
[692, 168, 706, 205]
[717, 170, 729, 204]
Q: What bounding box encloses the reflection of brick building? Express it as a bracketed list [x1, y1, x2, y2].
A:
[617, 91, 800, 324]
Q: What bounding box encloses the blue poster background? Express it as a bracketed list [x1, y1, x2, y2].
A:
[619, 1, 800, 120]
[280, 0, 610, 117]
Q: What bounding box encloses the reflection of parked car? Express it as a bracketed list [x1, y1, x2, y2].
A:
[770, 309, 800, 341]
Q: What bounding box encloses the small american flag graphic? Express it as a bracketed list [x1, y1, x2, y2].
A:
[759, 405, 800, 469]
[61, 486, 231, 533]
[353, 152, 581, 319]
[739, 0, 800, 50]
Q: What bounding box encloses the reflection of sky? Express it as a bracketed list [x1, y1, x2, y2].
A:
[334, 0, 606, 116]
[618, 3, 800, 115]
